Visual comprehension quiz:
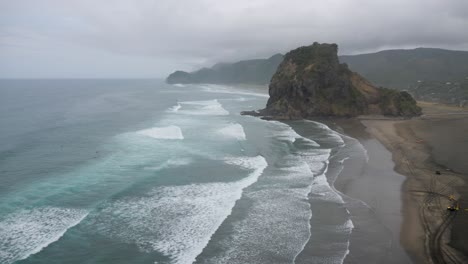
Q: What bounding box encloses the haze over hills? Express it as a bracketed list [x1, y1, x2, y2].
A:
[168, 48, 468, 86]
[340, 48, 468, 89]
[166, 54, 283, 85]
[167, 47, 468, 105]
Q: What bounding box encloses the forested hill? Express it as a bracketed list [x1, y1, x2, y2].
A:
[166, 54, 283, 85]
[340, 48, 468, 89]
[167, 48, 468, 94]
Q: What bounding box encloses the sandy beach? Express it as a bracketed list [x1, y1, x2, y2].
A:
[353, 102, 468, 264]
[236, 86, 468, 263]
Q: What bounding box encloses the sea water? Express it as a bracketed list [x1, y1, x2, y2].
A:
[0, 80, 356, 264]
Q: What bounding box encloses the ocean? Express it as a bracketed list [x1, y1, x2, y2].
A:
[0, 79, 360, 264]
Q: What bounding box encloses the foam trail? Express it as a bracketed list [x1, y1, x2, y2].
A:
[286, 121, 353, 264]
[177, 99, 229, 116]
[92, 156, 267, 264]
[137, 125, 184, 140]
[217, 123, 246, 140]
[270, 121, 320, 146]
[166, 103, 181, 113]
[0, 207, 88, 264]
[143, 157, 193, 171]
[205, 157, 319, 264]
[172, 84, 186, 87]
[304, 120, 345, 146]
[199, 84, 269, 98]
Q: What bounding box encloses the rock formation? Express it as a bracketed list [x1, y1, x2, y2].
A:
[245, 42, 421, 119]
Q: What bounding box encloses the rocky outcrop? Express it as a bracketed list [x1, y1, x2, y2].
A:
[166, 71, 192, 84]
[247, 42, 421, 119]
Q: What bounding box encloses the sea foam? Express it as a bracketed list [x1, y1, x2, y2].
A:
[137, 125, 184, 140]
[0, 207, 88, 264]
[143, 157, 193, 171]
[91, 156, 267, 264]
[203, 156, 317, 264]
[166, 103, 181, 113]
[269, 121, 320, 146]
[200, 84, 270, 98]
[176, 99, 229, 116]
[217, 123, 246, 141]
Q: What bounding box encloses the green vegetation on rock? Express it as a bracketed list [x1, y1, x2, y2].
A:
[257, 42, 421, 118]
[167, 47, 468, 107]
[378, 88, 422, 116]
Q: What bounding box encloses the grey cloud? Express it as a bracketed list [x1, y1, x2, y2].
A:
[1, 0, 468, 78]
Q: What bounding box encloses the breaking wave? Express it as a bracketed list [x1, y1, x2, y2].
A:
[136, 125, 184, 140]
[0, 207, 88, 264]
[90, 156, 267, 264]
[217, 123, 246, 141]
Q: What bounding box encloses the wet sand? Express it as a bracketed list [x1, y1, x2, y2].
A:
[236, 85, 468, 263]
[330, 119, 412, 264]
[355, 102, 468, 263]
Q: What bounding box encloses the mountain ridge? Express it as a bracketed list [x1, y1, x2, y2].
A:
[166, 47, 468, 89]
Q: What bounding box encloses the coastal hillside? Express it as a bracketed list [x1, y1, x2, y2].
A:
[342, 48, 468, 106]
[341, 48, 468, 89]
[246, 42, 421, 118]
[167, 48, 468, 89]
[167, 48, 468, 106]
[166, 54, 283, 84]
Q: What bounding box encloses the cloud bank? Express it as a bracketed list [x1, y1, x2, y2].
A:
[1, 0, 468, 78]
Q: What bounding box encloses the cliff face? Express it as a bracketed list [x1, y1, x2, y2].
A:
[257, 43, 421, 118]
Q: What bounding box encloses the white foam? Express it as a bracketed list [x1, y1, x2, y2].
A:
[305, 120, 345, 146]
[339, 133, 369, 163]
[176, 99, 229, 116]
[172, 84, 186, 87]
[166, 103, 181, 113]
[200, 84, 269, 98]
[205, 158, 316, 264]
[0, 207, 88, 264]
[269, 121, 320, 146]
[143, 157, 193, 171]
[217, 123, 246, 141]
[298, 148, 332, 166]
[93, 156, 267, 264]
[137, 125, 184, 140]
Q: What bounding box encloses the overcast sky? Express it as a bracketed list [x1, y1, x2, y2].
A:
[1, 0, 468, 78]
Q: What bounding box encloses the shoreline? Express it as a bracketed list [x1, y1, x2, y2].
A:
[329, 119, 411, 264]
[233, 85, 468, 263]
[348, 103, 468, 263]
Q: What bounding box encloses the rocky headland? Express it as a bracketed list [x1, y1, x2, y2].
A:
[242, 42, 421, 119]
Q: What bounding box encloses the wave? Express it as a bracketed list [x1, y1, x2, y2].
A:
[173, 99, 229, 116]
[90, 156, 267, 264]
[269, 120, 353, 264]
[304, 120, 345, 146]
[203, 155, 318, 264]
[166, 103, 182, 113]
[143, 157, 193, 171]
[217, 123, 246, 141]
[0, 207, 88, 264]
[269, 121, 320, 146]
[136, 125, 184, 140]
[199, 84, 269, 98]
